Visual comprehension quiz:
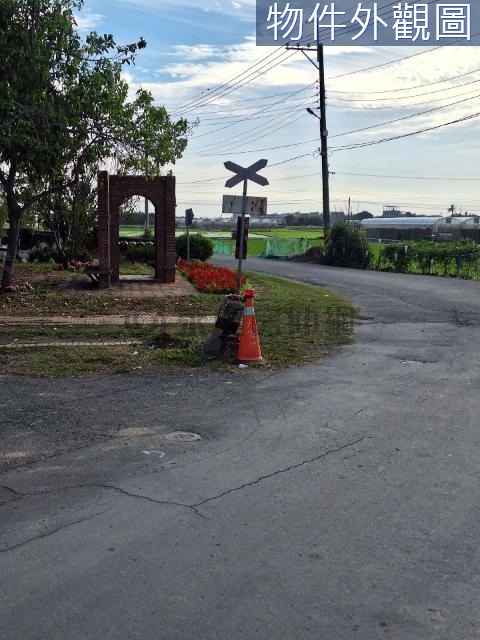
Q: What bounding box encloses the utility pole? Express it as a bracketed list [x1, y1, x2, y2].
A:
[289, 43, 331, 235]
[145, 198, 149, 231]
[317, 43, 331, 233]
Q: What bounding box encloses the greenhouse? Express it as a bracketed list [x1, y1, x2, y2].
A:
[360, 217, 443, 242]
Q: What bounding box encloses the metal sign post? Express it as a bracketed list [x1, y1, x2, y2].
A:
[185, 208, 194, 260]
[224, 159, 269, 294]
[222, 195, 267, 216]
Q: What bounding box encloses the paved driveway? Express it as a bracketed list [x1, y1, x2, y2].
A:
[1, 259, 479, 640]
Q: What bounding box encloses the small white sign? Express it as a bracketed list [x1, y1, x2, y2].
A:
[222, 195, 267, 216]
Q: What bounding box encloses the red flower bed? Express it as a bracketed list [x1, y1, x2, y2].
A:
[177, 259, 245, 294]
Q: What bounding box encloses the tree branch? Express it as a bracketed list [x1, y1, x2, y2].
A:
[24, 178, 79, 210]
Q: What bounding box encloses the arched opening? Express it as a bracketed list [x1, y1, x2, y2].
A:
[97, 172, 176, 288]
[118, 196, 156, 280]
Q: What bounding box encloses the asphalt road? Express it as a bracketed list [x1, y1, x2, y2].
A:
[1, 259, 480, 640]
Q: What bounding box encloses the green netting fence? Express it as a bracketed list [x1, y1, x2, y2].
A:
[212, 238, 312, 258]
[261, 237, 311, 257]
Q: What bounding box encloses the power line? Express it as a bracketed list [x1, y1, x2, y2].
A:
[334, 170, 480, 181]
[331, 111, 480, 151]
[197, 110, 307, 154]
[194, 94, 314, 131]
[329, 92, 480, 139]
[188, 136, 319, 157]
[176, 153, 315, 186]
[191, 85, 315, 121]
[326, 32, 480, 80]
[329, 66, 480, 94]
[328, 85, 480, 110]
[186, 84, 315, 109]
[173, 49, 298, 116]
[190, 79, 311, 139]
[329, 77, 480, 102]
[169, 47, 285, 114]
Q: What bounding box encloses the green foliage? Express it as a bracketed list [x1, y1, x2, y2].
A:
[379, 239, 480, 278]
[125, 243, 155, 265]
[0, 0, 192, 287]
[0, 195, 7, 232]
[28, 245, 63, 263]
[143, 227, 154, 241]
[323, 222, 369, 269]
[32, 169, 97, 263]
[176, 233, 214, 261]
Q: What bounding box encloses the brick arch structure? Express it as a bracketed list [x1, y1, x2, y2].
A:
[97, 171, 176, 288]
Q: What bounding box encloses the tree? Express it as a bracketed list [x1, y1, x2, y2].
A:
[447, 204, 457, 216]
[31, 167, 97, 263]
[323, 222, 369, 269]
[0, 0, 189, 288]
[351, 211, 372, 221]
[0, 194, 7, 236]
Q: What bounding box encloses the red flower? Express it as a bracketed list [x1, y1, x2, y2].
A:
[176, 260, 245, 294]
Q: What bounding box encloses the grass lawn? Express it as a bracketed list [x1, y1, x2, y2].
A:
[212, 238, 269, 257]
[119, 263, 154, 276]
[119, 225, 147, 238]
[252, 228, 324, 239]
[0, 265, 358, 376]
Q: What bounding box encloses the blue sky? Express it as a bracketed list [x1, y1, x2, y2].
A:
[80, 1, 480, 217]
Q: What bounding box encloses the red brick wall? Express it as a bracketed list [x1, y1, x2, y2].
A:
[97, 173, 177, 286]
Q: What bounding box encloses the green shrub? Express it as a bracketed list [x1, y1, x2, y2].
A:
[125, 243, 155, 265]
[323, 222, 369, 269]
[28, 245, 63, 263]
[176, 233, 214, 261]
[378, 239, 480, 278]
[380, 243, 412, 272]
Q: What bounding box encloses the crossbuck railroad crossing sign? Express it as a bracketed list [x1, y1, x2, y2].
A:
[224, 159, 269, 294]
[224, 159, 269, 188]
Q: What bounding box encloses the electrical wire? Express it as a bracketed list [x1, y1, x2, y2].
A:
[329, 66, 480, 94]
[329, 77, 480, 102]
[328, 85, 480, 110]
[197, 107, 309, 153]
[172, 49, 298, 116]
[331, 111, 480, 151]
[191, 82, 315, 139]
[329, 92, 480, 139]
[169, 47, 286, 114]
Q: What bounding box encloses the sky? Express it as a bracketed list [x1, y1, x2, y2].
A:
[79, 0, 480, 218]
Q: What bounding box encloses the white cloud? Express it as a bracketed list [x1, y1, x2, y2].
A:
[112, 0, 256, 20]
[74, 11, 104, 32]
[119, 30, 480, 216]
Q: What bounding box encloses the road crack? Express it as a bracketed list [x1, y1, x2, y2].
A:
[28, 483, 207, 520]
[192, 437, 365, 508]
[0, 484, 25, 504]
[0, 509, 108, 554]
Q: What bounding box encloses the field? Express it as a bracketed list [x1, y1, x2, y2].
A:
[117, 226, 325, 258]
[252, 228, 324, 239]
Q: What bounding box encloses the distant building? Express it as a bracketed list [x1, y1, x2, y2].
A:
[436, 216, 480, 241]
[361, 217, 442, 241]
[382, 206, 405, 218]
[330, 211, 345, 225]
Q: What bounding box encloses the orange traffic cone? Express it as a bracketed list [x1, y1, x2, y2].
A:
[237, 289, 263, 364]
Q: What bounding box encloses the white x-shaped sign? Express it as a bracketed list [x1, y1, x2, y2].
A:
[224, 159, 269, 189]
